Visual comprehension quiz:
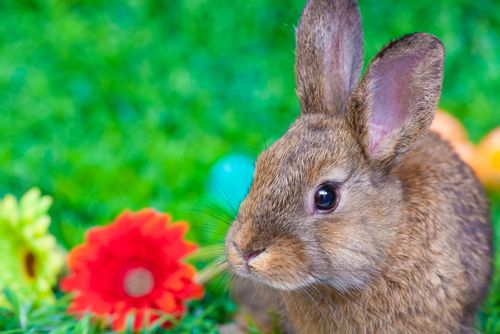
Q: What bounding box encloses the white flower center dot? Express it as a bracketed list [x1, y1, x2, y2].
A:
[123, 267, 155, 298]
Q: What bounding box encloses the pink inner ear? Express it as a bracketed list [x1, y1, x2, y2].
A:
[367, 53, 419, 153]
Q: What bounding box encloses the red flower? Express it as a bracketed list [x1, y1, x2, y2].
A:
[61, 209, 204, 331]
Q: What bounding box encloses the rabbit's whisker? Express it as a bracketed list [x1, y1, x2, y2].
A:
[180, 207, 232, 227]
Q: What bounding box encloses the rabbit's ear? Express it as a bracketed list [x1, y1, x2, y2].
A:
[295, 0, 363, 115]
[349, 33, 444, 171]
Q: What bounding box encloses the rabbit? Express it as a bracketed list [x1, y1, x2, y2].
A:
[224, 0, 492, 333]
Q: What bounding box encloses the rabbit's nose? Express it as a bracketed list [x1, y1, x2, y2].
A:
[241, 248, 265, 262]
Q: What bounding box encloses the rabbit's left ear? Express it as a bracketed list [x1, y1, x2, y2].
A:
[295, 0, 363, 116]
[348, 33, 444, 171]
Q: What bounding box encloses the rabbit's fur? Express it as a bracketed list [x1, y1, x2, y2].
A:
[224, 0, 492, 333]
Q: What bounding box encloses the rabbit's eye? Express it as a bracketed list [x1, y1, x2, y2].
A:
[314, 182, 339, 212]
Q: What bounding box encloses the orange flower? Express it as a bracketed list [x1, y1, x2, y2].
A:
[61, 209, 204, 331]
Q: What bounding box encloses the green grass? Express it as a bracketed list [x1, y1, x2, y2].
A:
[0, 0, 498, 332]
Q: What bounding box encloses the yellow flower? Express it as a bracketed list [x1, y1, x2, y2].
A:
[0, 188, 64, 306]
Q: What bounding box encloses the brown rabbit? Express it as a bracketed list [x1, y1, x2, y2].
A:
[224, 0, 492, 333]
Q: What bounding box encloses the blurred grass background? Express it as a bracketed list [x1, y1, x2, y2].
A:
[0, 0, 498, 332]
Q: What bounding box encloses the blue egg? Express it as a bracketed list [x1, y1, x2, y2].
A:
[207, 154, 255, 212]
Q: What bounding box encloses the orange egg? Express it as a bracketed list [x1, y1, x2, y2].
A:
[430, 109, 481, 175]
[430, 109, 468, 144]
[450, 141, 478, 168]
[476, 128, 500, 190]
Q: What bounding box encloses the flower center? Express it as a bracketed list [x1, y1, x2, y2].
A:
[123, 267, 155, 298]
[24, 251, 36, 279]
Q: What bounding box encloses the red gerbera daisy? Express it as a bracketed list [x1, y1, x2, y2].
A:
[61, 209, 204, 331]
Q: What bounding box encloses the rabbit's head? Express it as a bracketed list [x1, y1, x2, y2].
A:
[225, 0, 444, 291]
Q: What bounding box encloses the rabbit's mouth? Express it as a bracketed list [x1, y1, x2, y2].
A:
[226, 235, 316, 291]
